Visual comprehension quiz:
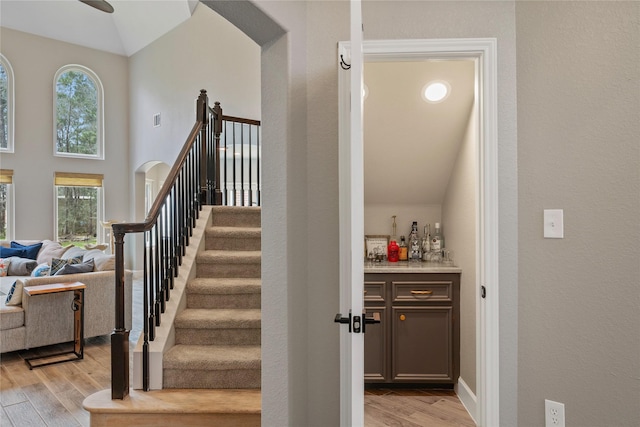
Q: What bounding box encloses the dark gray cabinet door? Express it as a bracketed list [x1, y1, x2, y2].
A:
[391, 306, 453, 382]
[364, 307, 387, 381]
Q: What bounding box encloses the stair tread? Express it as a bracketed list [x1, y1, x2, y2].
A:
[188, 278, 261, 294]
[83, 388, 261, 415]
[176, 308, 261, 328]
[164, 344, 261, 370]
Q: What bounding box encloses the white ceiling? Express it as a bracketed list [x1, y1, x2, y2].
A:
[364, 59, 475, 205]
[0, 0, 198, 56]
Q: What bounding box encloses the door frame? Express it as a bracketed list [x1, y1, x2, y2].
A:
[338, 38, 499, 427]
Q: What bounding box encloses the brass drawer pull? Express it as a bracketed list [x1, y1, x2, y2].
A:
[363, 290, 368, 294]
[411, 290, 433, 295]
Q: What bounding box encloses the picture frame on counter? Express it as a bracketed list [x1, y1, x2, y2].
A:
[364, 235, 389, 259]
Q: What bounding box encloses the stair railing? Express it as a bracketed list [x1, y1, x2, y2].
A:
[109, 90, 262, 399]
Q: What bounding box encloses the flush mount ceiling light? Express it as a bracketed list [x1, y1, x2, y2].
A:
[79, 0, 114, 14]
[422, 81, 450, 103]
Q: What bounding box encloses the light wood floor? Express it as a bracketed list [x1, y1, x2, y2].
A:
[365, 387, 476, 427]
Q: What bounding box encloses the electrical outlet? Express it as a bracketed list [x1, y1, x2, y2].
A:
[545, 399, 565, 427]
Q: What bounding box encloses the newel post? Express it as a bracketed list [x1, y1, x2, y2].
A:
[111, 228, 129, 399]
[212, 101, 223, 205]
[197, 90, 209, 205]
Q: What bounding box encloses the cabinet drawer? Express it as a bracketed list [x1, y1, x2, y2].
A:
[392, 281, 453, 303]
[364, 281, 385, 303]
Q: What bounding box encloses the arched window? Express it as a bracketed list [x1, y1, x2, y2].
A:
[54, 65, 104, 159]
[0, 54, 14, 153]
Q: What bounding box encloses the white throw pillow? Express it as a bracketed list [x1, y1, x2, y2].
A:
[5, 279, 24, 306]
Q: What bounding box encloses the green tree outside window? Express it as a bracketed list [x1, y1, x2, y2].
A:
[56, 70, 98, 156]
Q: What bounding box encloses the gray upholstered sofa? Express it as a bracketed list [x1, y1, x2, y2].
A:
[0, 240, 132, 354]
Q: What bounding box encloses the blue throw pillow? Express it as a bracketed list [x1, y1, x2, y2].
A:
[0, 247, 27, 258]
[10, 242, 43, 261]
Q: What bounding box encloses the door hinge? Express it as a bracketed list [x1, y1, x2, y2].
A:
[481, 285, 487, 299]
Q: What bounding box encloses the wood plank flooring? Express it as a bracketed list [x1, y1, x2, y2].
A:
[365, 388, 476, 427]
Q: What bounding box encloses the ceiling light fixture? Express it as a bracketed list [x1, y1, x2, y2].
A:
[422, 81, 450, 103]
[79, 0, 114, 14]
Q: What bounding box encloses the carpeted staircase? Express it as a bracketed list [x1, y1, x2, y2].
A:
[163, 206, 261, 389]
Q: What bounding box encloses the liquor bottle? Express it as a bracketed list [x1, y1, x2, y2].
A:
[390, 215, 398, 244]
[398, 236, 408, 261]
[388, 240, 399, 262]
[421, 224, 431, 260]
[431, 222, 444, 253]
[408, 221, 421, 262]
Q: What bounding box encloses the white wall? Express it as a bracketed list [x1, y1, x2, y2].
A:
[364, 203, 441, 238]
[442, 101, 478, 394]
[0, 28, 129, 243]
[128, 2, 261, 268]
[129, 2, 260, 172]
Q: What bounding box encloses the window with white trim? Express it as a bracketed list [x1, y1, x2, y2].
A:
[0, 54, 14, 153]
[54, 65, 104, 159]
[55, 172, 104, 246]
[0, 169, 14, 240]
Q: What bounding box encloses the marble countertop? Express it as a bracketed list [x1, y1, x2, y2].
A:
[364, 261, 462, 274]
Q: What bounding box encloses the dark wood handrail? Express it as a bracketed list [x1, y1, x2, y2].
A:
[221, 115, 261, 126]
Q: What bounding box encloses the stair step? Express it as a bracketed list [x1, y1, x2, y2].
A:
[164, 345, 261, 389]
[186, 278, 261, 309]
[83, 388, 260, 427]
[211, 206, 261, 228]
[197, 250, 261, 278]
[206, 226, 261, 251]
[176, 308, 261, 329]
[187, 277, 262, 294]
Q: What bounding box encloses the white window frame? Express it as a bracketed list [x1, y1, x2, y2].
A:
[0, 170, 15, 241]
[53, 65, 104, 160]
[0, 54, 15, 153]
[54, 173, 105, 245]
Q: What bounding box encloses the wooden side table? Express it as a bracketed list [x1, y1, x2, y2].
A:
[23, 282, 86, 369]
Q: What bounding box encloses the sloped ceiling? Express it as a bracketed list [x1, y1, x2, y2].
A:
[0, 0, 199, 57]
[364, 59, 475, 205]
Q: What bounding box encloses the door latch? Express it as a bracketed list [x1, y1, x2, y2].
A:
[335, 310, 380, 334]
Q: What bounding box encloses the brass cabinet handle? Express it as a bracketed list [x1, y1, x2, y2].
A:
[399, 314, 406, 321]
[363, 290, 368, 294]
[410, 290, 433, 295]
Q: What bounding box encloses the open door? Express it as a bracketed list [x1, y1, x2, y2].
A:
[336, 1, 365, 426]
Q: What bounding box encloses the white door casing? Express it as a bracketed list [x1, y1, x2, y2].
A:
[337, 1, 365, 426]
[337, 38, 499, 427]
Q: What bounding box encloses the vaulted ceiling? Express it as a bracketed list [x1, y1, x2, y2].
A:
[0, 0, 199, 56]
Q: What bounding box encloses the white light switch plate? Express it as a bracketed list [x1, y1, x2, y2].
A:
[544, 209, 564, 238]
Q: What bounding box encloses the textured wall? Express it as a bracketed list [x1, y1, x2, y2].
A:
[0, 28, 129, 242]
[517, 2, 640, 426]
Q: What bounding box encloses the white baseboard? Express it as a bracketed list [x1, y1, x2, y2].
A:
[455, 376, 478, 425]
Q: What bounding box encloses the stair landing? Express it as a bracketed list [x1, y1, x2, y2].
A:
[83, 388, 260, 427]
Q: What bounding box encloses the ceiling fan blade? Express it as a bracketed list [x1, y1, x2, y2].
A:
[79, 0, 114, 14]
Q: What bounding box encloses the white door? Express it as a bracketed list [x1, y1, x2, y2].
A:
[338, 37, 500, 426]
[336, 1, 365, 426]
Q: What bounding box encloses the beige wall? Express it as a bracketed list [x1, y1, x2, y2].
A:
[517, 2, 640, 426]
[442, 101, 478, 394]
[0, 28, 129, 243]
[234, 0, 519, 425]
